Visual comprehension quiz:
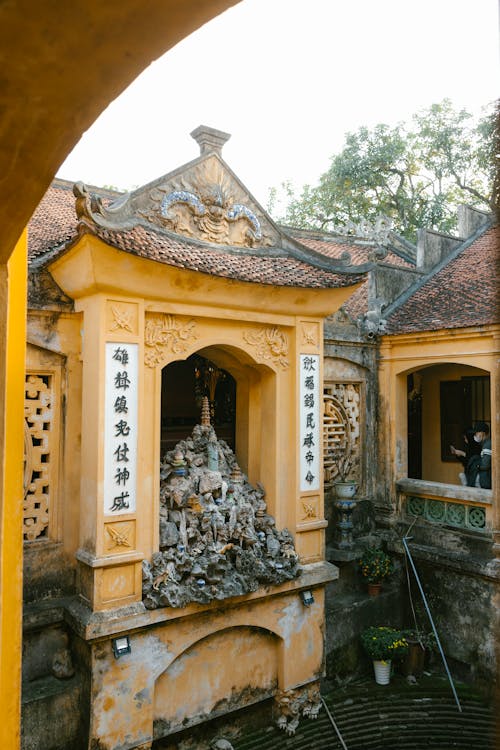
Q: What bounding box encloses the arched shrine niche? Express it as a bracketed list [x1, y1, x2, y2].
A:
[143, 343, 300, 610]
[161, 353, 236, 454]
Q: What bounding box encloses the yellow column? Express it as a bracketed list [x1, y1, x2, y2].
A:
[0, 230, 27, 750]
[295, 318, 327, 562]
[75, 295, 144, 611]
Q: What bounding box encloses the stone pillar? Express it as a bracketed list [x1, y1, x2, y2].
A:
[75, 295, 145, 611]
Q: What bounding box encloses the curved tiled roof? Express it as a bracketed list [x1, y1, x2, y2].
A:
[287, 229, 415, 319]
[28, 181, 365, 290]
[28, 181, 80, 260]
[89, 224, 363, 288]
[385, 224, 499, 334]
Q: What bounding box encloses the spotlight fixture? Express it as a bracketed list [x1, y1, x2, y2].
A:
[112, 635, 131, 659]
[300, 590, 314, 607]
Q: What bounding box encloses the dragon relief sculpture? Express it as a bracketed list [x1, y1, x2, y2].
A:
[142, 181, 265, 248]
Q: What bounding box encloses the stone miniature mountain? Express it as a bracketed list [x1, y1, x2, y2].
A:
[142, 422, 300, 609]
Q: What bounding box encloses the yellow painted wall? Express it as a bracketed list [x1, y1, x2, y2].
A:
[88, 586, 327, 748]
[0, 232, 27, 749]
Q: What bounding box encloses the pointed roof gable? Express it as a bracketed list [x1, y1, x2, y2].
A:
[29, 126, 371, 290]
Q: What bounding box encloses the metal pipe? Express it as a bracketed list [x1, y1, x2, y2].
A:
[321, 696, 349, 750]
[402, 535, 462, 712]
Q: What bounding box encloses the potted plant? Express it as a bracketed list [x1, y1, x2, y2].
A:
[400, 628, 436, 676]
[361, 626, 408, 685]
[330, 443, 356, 498]
[358, 547, 393, 595]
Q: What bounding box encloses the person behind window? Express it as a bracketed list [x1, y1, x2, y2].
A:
[450, 427, 481, 486]
[473, 421, 491, 489]
[457, 422, 491, 488]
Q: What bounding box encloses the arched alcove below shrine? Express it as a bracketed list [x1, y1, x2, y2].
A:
[153, 626, 280, 738]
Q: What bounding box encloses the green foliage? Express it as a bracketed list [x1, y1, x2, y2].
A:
[358, 547, 393, 583]
[361, 626, 409, 661]
[401, 628, 437, 652]
[269, 99, 497, 242]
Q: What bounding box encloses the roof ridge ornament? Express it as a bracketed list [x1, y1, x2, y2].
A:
[190, 125, 231, 156]
[328, 214, 393, 246]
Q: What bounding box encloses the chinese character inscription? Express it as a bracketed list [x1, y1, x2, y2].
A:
[300, 354, 320, 492]
[104, 343, 138, 514]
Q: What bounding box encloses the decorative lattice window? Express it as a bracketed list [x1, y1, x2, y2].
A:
[23, 374, 53, 541]
[406, 496, 487, 532]
[323, 383, 361, 486]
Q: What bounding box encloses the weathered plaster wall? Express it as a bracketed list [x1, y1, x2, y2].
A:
[87, 586, 327, 749]
[323, 335, 380, 541]
[397, 538, 498, 688]
[154, 627, 278, 736]
[324, 563, 403, 683]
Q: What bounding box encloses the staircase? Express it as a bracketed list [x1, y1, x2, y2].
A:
[233, 675, 496, 750]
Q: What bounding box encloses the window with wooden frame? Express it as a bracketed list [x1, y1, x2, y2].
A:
[440, 376, 490, 462]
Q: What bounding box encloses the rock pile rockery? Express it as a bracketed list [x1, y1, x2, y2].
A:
[142, 422, 300, 609]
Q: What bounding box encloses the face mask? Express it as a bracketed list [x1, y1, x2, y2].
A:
[473, 435, 482, 443]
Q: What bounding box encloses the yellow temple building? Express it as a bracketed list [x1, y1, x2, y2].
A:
[18, 124, 498, 749]
[0, 5, 498, 749]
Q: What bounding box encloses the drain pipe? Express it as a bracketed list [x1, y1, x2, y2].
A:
[321, 696, 349, 750]
[402, 535, 462, 713]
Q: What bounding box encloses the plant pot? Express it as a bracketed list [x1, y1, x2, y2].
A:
[401, 640, 426, 676]
[373, 659, 391, 685]
[367, 582, 382, 596]
[334, 481, 356, 499]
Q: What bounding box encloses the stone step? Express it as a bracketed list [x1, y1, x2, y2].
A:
[233, 676, 496, 750]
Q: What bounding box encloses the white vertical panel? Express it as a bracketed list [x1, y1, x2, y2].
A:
[299, 354, 320, 492]
[104, 343, 138, 514]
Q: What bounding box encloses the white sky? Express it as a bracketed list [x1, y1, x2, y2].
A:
[57, 0, 499, 207]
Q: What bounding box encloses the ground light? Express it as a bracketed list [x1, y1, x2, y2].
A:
[300, 590, 314, 606]
[112, 635, 131, 658]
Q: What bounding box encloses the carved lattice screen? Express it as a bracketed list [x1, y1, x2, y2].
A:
[323, 383, 361, 487]
[24, 374, 52, 541]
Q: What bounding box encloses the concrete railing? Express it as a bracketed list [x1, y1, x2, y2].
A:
[396, 478, 492, 533]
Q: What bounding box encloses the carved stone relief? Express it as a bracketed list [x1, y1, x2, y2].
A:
[300, 322, 320, 348]
[274, 681, 322, 735]
[107, 302, 138, 335]
[323, 383, 361, 486]
[301, 499, 318, 520]
[243, 326, 289, 370]
[24, 374, 52, 541]
[144, 314, 198, 367]
[105, 521, 134, 553]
